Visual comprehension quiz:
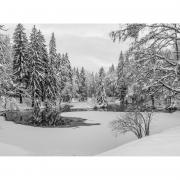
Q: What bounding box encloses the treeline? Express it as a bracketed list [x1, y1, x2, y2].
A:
[2, 24, 180, 112]
[12, 24, 75, 107]
[110, 24, 180, 111]
[0, 24, 74, 108]
[0, 24, 120, 109]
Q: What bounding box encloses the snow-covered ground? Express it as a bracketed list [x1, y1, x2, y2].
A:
[70, 101, 93, 109]
[0, 111, 134, 155]
[101, 126, 180, 156]
[0, 111, 179, 155]
[0, 142, 29, 155]
[101, 111, 180, 155]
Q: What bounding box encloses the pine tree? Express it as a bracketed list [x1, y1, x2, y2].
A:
[109, 64, 115, 73]
[86, 72, 96, 98]
[117, 51, 127, 109]
[59, 53, 73, 102]
[37, 30, 58, 103]
[28, 26, 45, 107]
[79, 67, 87, 101]
[72, 67, 79, 98]
[49, 32, 57, 67]
[96, 67, 107, 106]
[0, 34, 13, 97]
[105, 64, 117, 97]
[12, 24, 28, 103]
[45, 64, 58, 102]
[76, 68, 81, 97]
[47, 33, 59, 103]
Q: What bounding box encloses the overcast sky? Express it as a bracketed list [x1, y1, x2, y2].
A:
[4, 24, 128, 72]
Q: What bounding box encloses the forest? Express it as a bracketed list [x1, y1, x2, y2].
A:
[0, 24, 180, 155]
[0, 24, 180, 128]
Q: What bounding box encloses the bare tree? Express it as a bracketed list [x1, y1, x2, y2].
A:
[110, 110, 153, 139]
[111, 24, 180, 95]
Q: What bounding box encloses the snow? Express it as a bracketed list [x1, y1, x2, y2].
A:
[0, 111, 134, 155]
[0, 142, 29, 155]
[101, 126, 180, 156]
[70, 101, 93, 109]
[0, 110, 180, 155]
[101, 112, 180, 155]
[0, 97, 32, 112]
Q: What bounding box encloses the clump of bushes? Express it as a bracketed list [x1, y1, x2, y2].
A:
[61, 104, 72, 112]
[110, 110, 153, 139]
[165, 104, 177, 113]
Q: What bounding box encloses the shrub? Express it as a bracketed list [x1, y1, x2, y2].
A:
[110, 110, 153, 139]
[61, 104, 72, 112]
[93, 106, 98, 110]
[165, 106, 177, 113]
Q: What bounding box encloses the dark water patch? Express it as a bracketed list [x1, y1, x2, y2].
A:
[3, 110, 100, 128]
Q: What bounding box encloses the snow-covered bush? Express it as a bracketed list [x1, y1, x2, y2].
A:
[110, 110, 153, 139]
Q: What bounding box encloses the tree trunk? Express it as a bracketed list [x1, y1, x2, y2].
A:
[32, 94, 34, 107]
[174, 24, 179, 62]
[145, 128, 150, 136]
[19, 94, 23, 104]
[120, 98, 125, 111]
[32, 99, 34, 107]
[151, 95, 155, 109]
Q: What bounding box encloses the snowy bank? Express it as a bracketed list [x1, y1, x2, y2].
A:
[0, 142, 30, 155]
[100, 126, 180, 156]
[0, 112, 133, 155]
[0, 111, 180, 155]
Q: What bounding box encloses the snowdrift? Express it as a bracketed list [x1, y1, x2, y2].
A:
[101, 126, 180, 156]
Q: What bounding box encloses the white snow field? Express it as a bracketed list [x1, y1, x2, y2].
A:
[0, 111, 180, 155]
[101, 126, 180, 156]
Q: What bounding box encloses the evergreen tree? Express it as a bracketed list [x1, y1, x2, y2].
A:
[109, 64, 115, 73]
[47, 33, 59, 103]
[87, 72, 96, 97]
[45, 64, 58, 103]
[37, 30, 49, 102]
[28, 26, 45, 107]
[117, 51, 127, 109]
[37, 30, 58, 103]
[96, 67, 107, 106]
[75, 68, 81, 97]
[105, 64, 117, 97]
[60, 53, 73, 102]
[12, 24, 28, 103]
[79, 67, 87, 101]
[0, 34, 13, 97]
[49, 32, 57, 67]
[72, 67, 80, 99]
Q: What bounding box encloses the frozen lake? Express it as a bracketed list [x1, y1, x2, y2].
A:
[0, 111, 180, 155]
[0, 111, 135, 155]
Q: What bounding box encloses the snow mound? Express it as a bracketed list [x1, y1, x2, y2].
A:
[0, 142, 30, 155]
[101, 126, 180, 156]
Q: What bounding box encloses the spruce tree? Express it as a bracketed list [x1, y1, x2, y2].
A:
[12, 24, 28, 103]
[37, 30, 58, 103]
[37, 30, 49, 102]
[47, 33, 59, 103]
[0, 34, 13, 97]
[72, 67, 80, 99]
[105, 64, 117, 97]
[117, 51, 127, 109]
[28, 26, 45, 107]
[87, 72, 96, 98]
[49, 32, 57, 67]
[79, 67, 87, 101]
[96, 67, 107, 107]
[63, 53, 73, 102]
[76, 68, 81, 98]
[58, 53, 73, 102]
